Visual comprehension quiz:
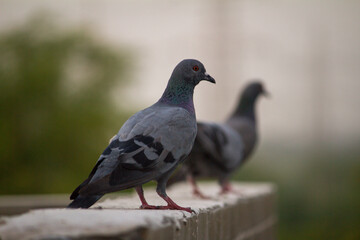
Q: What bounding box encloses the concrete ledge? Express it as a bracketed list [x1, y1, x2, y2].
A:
[0, 182, 277, 240]
[0, 194, 69, 216]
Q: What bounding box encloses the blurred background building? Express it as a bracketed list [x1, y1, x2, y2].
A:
[0, 0, 359, 239]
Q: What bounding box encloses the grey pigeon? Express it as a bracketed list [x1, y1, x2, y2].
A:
[169, 82, 267, 198]
[67, 59, 215, 212]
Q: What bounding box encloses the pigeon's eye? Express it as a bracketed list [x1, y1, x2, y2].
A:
[192, 65, 199, 71]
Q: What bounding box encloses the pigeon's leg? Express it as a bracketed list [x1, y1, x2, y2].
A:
[219, 181, 233, 194]
[187, 175, 210, 199]
[156, 179, 193, 213]
[135, 186, 158, 209]
[219, 180, 243, 195]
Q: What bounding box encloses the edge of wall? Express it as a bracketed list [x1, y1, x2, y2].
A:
[0, 182, 277, 240]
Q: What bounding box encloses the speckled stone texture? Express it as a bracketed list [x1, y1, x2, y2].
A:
[0, 182, 277, 240]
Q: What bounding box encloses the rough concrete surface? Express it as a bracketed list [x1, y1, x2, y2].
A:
[0, 182, 277, 240]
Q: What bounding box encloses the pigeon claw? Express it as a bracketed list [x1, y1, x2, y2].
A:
[140, 204, 193, 213]
[219, 182, 243, 196]
[157, 205, 193, 213]
[193, 189, 211, 200]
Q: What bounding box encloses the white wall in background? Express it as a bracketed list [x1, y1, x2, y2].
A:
[1, 0, 359, 149]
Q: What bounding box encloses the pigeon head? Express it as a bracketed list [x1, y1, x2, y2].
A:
[241, 82, 268, 100]
[171, 59, 216, 85]
[159, 59, 215, 112]
[232, 81, 268, 120]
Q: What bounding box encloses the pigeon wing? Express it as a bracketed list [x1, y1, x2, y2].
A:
[75, 105, 196, 196]
[195, 122, 244, 171]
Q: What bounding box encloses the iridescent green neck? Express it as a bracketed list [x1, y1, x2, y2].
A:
[158, 79, 195, 114]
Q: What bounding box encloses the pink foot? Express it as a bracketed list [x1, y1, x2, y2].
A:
[219, 182, 243, 196]
[139, 203, 160, 210]
[157, 205, 193, 213]
[193, 188, 211, 199]
[161, 196, 194, 213]
[187, 175, 211, 199]
[136, 186, 194, 213]
[140, 204, 193, 213]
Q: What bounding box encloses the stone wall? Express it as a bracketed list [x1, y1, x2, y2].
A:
[0, 182, 276, 240]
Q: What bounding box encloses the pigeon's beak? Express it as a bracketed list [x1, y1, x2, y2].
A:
[203, 72, 216, 84]
[262, 89, 270, 98]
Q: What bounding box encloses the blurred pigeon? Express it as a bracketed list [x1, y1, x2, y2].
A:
[67, 59, 215, 212]
[169, 82, 267, 198]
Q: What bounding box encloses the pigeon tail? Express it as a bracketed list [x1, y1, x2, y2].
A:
[67, 195, 103, 209]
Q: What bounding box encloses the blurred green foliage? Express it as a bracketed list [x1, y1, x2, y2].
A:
[234, 148, 360, 240]
[0, 18, 131, 194]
